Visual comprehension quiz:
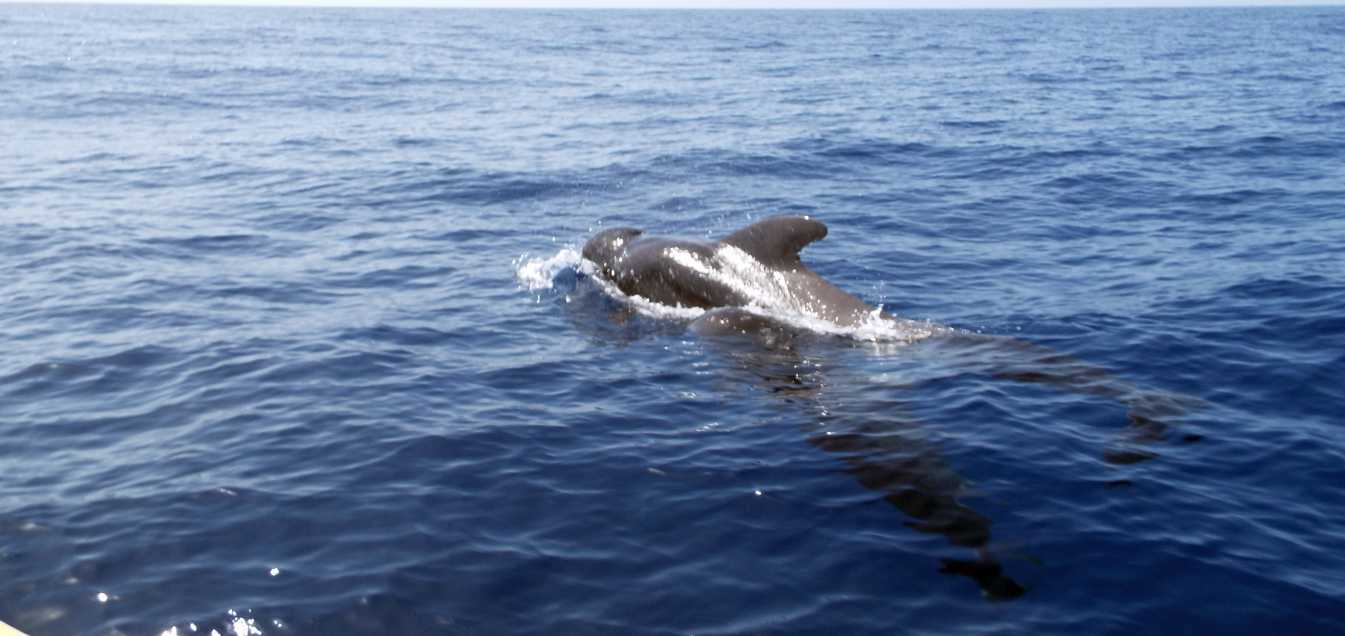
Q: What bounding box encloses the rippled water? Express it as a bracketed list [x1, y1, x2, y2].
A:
[3, 5, 1345, 635]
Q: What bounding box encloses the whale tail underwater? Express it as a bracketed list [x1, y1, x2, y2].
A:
[572, 215, 1202, 599]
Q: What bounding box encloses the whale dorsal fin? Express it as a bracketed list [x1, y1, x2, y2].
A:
[722, 216, 828, 268]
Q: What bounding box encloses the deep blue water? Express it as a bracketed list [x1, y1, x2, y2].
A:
[4, 4, 1345, 635]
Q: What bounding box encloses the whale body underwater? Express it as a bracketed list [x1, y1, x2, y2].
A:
[576, 215, 1203, 599]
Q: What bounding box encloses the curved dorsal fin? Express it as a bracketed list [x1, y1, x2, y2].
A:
[722, 216, 828, 268]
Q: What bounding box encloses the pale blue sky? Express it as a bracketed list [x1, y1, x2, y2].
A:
[7, 0, 1344, 8]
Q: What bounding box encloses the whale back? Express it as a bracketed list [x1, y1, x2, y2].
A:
[721, 216, 828, 269]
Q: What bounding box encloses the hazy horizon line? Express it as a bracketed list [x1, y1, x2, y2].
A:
[5, 0, 1343, 10]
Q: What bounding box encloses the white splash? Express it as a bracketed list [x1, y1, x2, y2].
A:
[231, 616, 255, 636]
[161, 613, 262, 636]
[513, 248, 585, 291]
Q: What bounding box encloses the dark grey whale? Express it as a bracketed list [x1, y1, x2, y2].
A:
[577, 215, 1202, 600]
[582, 216, 882, 333]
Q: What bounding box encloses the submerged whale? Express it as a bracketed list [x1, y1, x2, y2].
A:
[582, 216, 892, 335]
[575, 215, 1201, 599]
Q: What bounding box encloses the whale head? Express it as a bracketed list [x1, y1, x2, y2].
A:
[582, 227, 644, 277]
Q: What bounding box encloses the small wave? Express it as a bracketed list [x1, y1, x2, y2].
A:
[1, 345, 181, 401]
[370, 169, 594, 207]
[393, 136, 434, 148]
[1041, 172, 1131, 191]
[141, 233, 270, 253]
[1020, 72, 1076, 84]
[651, 196, 704, 213]
[941, 119, 1007, 130]
[65, 90, 214, 117]
[1177, 188, 1286, 207]
[1245, 134, 1287, 145]
[1231, 136, 1340, 159]
[781, 137, 940, 168]
[1256, 73, 1316, 83]
[711, 39, 787, 53]
[333, 264, 456, 291]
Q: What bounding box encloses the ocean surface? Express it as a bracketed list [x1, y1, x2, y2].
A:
[3, 4, 1345, 635]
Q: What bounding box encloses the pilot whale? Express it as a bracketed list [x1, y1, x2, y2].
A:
[575, 215, 1205, 598]
[582, 216, 884, 333]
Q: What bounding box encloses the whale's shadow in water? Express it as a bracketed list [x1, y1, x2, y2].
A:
[555, 266, 1203, 600]
[697, 331, 1025, 599]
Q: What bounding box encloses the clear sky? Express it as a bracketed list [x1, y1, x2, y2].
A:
[6, 0, 1343, 8]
